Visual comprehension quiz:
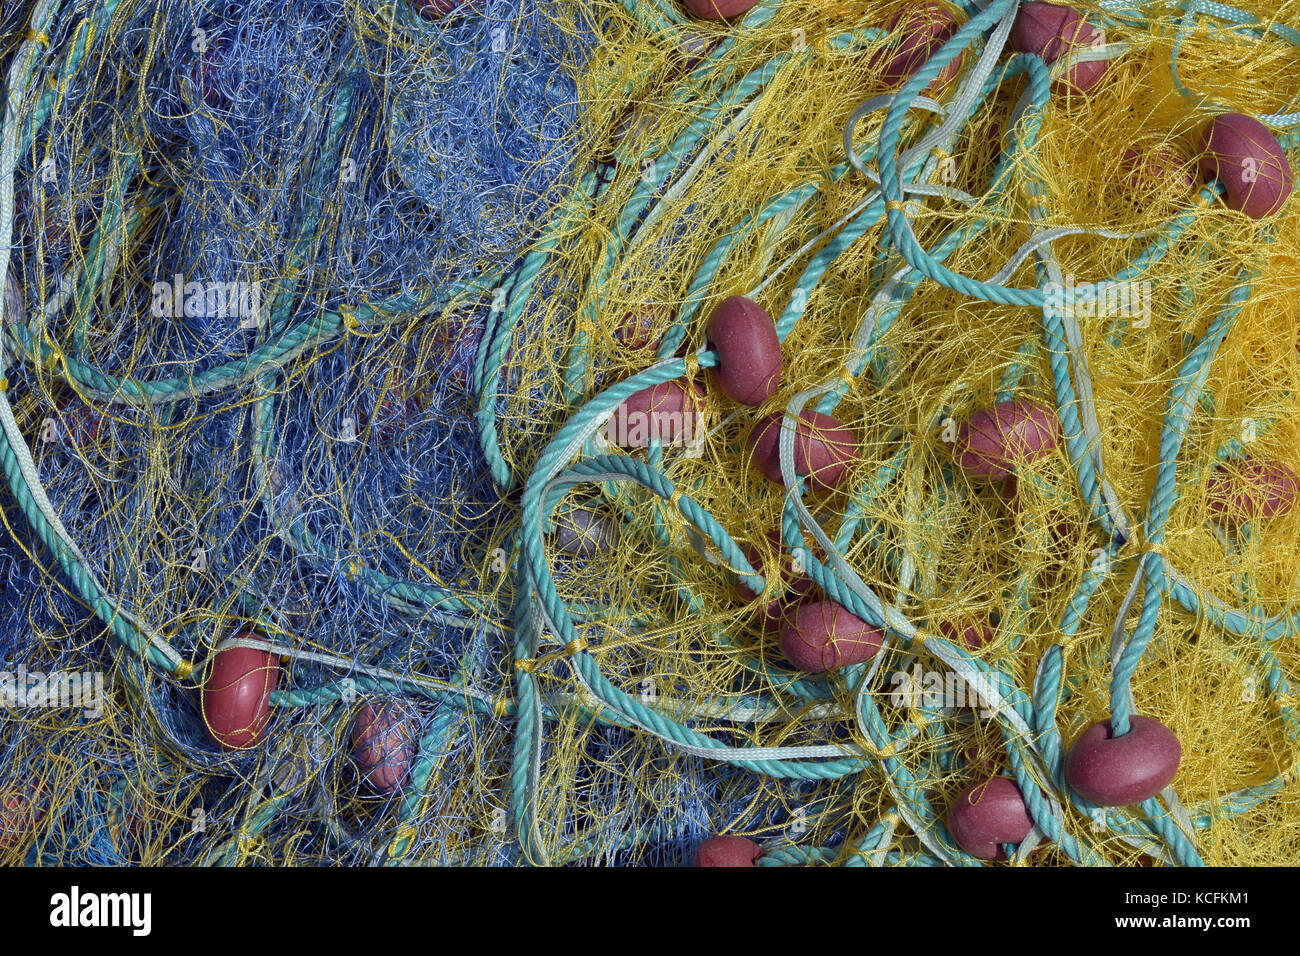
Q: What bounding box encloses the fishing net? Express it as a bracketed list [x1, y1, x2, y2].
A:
[1, 0, 1299, 866]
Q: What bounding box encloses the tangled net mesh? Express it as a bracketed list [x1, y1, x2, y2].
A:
[1, 0, 1299, 866]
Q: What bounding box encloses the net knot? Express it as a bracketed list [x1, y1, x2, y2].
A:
[683, 353, 700, 380]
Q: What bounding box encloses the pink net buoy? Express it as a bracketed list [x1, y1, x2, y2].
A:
[734, 531, 818, 631]
[201, 641, 280, 751]
[681, 0, 760, 21]
[0, 785, 44, 850]
[1205, 459, 1298, 524]
[1009, 2, 1108, 94]
[184, 36, 231, 110]
[608, 380, 706, 449]
[50, 397, 107, 449]
[705, 295, 782, 406]
[1122, 144, 1195, 198]
[351, 699, 419, 794]
[939, 616, 995, 650]
[1197, 113, 1293, 219]
[869, 3, 965, 91]
[778, 599, 884, 672]
[747, 410, 857, 491]
[1065, 715, 1181, 806]
[413, 0, 480, 19]
[692, 834, 762, 866]
[613, 305, 671, 353]
[947, 776, 1039, 860]
[954, 399, 1060, 481]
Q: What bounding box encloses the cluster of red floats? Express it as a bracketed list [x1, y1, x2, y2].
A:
[608, 247, 1294, 866]
[938, 395, 1286, 855]
[943, 714, 1182, 859]
[675, 0, 1291, 219]
[603, 292, 867, 676]
[199, 638, 417, 795]
[695, 718, 1184, 865]
[680, 327, 1292, 862]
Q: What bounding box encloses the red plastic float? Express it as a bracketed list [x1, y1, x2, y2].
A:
[1064, 715, 1181, 806]
[201, 641, 280, 751]
[18, 192, 86, 248]
[1197, 113, 1293, 219]
[1009, 2, 1108, 94]
[939, 616, 995, 650]
[608, 379, 705, 449]
[692, 834, 762, 866]
[779, 599, 884, 672]
[1122, 145, 1195, 196]
[954, 399, 1059, 481]
[351, 699, 419, 794]
[681, 0, 760, 21]
[430, 310, 483, 388]
[747, 410, 857, 491]
[705, 295, 782, 406]
[414, 0, 480, 18]
[1206, 459, 1297, 524]
[108, 783, 150, 838]
[613, 304, 671, 353]
[870, 4, 965, 91]
[190, 40, 227, 109]
[947, 776, 1038, 860]
[51, 397, 106, 449]
[998, 474, 1073, 546]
